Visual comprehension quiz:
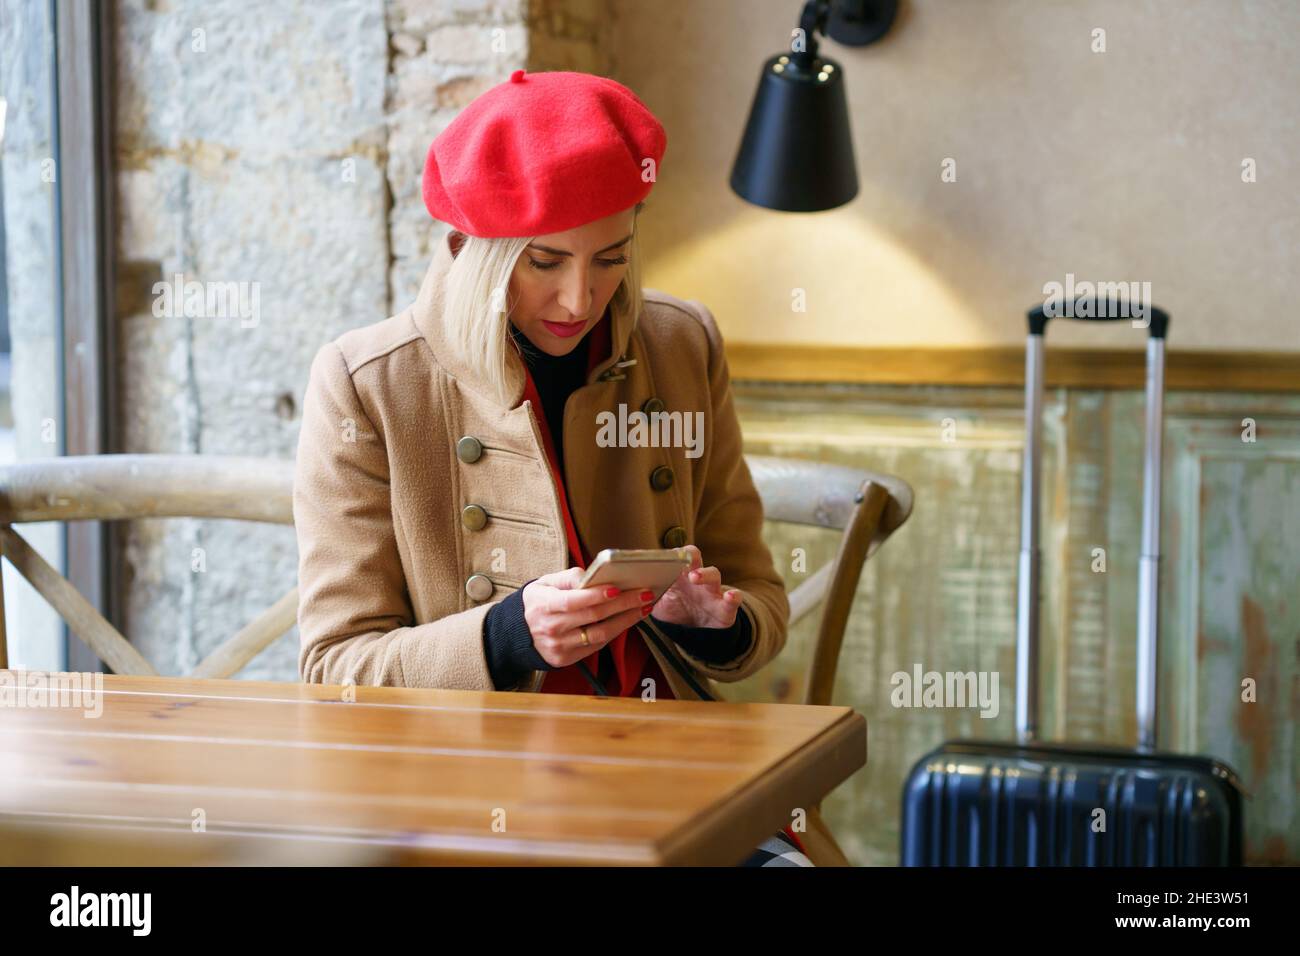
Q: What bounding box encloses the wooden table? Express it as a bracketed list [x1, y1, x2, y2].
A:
[0, 672, 865, 865]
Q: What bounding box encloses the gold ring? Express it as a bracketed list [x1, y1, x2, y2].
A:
[579, 627, 590, 647]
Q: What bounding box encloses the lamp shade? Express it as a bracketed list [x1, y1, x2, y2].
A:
[729, 53, 858, 212]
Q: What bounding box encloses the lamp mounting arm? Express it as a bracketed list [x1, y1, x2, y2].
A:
[791, 0, 898, 70]
[791, 0, 831, 71]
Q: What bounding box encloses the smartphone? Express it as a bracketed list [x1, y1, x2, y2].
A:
[577, 548, 692, 602]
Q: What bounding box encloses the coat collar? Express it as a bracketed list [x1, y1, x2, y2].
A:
[410, 235, 636, 409]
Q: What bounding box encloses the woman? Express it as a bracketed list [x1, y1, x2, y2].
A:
[293, 69, 809, 866]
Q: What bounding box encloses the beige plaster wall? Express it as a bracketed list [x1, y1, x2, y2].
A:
[609, 0, 1299, 353]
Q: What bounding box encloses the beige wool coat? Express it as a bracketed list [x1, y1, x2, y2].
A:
[292, 234, 790, 701]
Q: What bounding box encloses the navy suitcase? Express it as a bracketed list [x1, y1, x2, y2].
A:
[900, 303, 1246, 866]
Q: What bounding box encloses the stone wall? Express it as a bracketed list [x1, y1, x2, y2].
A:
[112, 0, 609, 678]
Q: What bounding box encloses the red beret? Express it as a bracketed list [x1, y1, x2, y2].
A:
[422, 69, 667, 238]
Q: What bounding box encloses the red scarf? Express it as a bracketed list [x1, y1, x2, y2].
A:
[512, 317, 809, 858]
[514, 315, 675, 701]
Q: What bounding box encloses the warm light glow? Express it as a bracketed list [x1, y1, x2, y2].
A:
[645, 208, 984, 347]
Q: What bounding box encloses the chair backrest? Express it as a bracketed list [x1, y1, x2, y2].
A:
[0, 452, 914, 698]
[744, 454, 914, 707]
[0, 454, 295, 677]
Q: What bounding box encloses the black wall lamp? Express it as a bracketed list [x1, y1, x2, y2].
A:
[730, 0, 898, 212]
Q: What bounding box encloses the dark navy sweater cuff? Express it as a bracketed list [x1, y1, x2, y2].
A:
[482, 579, 553, 690]
[649, 604, 754, 666]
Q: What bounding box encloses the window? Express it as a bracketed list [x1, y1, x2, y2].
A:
[1, 0, 112, 671]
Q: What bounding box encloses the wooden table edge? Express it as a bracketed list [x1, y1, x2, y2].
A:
[652, 707, 868, 866]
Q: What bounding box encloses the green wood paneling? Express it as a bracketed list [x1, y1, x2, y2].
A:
[1164, 397, 1300, 864]
[732, 382, 1300, 866]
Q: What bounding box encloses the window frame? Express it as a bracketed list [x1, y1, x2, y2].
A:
[53, 0, 117, 673]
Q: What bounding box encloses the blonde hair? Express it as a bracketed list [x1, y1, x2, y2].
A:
[441, 203, 647, 406]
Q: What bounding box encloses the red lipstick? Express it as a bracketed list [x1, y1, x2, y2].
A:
[541, 319, 587, 338]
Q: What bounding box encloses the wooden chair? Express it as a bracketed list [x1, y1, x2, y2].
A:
[0, 451, 913, 868]
[741, 453, 915, 866]
[0, 454, 297, 677]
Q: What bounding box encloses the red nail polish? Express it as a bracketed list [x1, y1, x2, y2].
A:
[604, 587, 620, 598]
[639, 590, 653, 602]
[641, 604, 652, 616]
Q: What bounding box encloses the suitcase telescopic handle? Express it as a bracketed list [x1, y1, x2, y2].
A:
[1027, 302, 1170, 338]
[1016, 301, 1171, 751]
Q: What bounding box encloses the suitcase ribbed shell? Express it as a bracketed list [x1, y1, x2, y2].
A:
[901, 741, 1244, 866]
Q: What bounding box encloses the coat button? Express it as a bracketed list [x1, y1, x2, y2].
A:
[465, 574, 494, 602]
[461, 504, 487, 531]
[650, 465, 674, 492]
[661, 525, 687, 549]
[642, 397, 665, 416]
[456, 436, 483, 463]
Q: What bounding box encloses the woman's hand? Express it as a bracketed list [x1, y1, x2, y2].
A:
[650, 545, 743, 630]
[521, 567, 654, 669]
